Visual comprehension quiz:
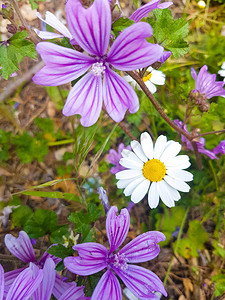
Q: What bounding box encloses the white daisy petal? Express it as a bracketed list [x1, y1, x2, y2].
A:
[130, 140, 148, 162]
[33, 28, 63, 39]
[145, 80, 157, 94]
[140, 132, 154, 160]
[131, 179, 150, 203]
[117, 178, 140, 189]
[165, 155, 191, 170]
[166, 169, 193, 182]
[121, 149, 144, 165]
[119, 158, 144, 170]
[164, 175, 190, 192]
[153, 135, 167, 159]
[162, 180, 181, 201]
[160, 141, 181, 162]
[157, 181, 175, 208]
[148, 182, 159, 208]
[116, 169, 143, 180]
[124, 177, 146, 196]
[218, 69, 225, 77]
[150, 70, 166, 85]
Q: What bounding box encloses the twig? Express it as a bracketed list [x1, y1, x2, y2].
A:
[192, 129, 225, 139]
[126, 71, 193, 142]
[118, 121, 137, 140]
[9, 0, 39, 44]
[0, 61, 45, 102]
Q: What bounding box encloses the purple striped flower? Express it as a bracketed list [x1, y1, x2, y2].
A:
[4, 231, 74, 300]
[108, 143, 131, 174]
[0, 263, 43, 300]
[130, 0, 173, 23]
[191, 65, 225, 99]
[64, 206, 167, 300]
[212, 140, 225, 155]
[32, 0, 163, 127]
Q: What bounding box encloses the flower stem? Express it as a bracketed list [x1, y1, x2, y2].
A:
[9, 0, 39, 44]
[126, 71, 193, 142]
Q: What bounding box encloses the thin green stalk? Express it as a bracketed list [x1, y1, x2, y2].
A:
[48, 139, 74, 146]
[163, 207, 190, 285]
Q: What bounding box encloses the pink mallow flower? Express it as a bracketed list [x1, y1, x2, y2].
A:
[108, 143, 131, 174]
[4, 231, 86, 300]
[32, 0, 163, 127]
[64, 206, 167, 300]
[174, 119, 219, 160]
[191, 65, 225, 99]
[212, 140, 225, 156]
[130, 0, 173, 23]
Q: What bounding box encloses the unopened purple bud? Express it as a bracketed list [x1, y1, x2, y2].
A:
[127, 201, 135, 212]
[97, 187, 110, 214]
[2, 4, 7, 9]
[31, 238, 37, 245]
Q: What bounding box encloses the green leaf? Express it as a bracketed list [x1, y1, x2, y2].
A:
[147, 9, 189, 58]
[27, 0, 46, 10]
[112, 18, 135, 37]
[24, 209, 58, 238]
[11, 206, 33, 227]
[212, 274, 225, 297]
[174, 220, 209, 258]
[50, 225, 69, 244]
[87, 203, 102, 223]
[47, 244, 74, 259]
[21, 190, 64, 198]
[0, 32, 36, 79]
[34, 118, 54, 134]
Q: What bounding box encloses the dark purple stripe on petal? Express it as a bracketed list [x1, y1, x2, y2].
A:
[66, 0, 111, 56]
[0, 265, 4, 300]
[103, 67, 139, 122]
[114, 264, 167, 299]
[63, 72, 103, 127]
[107, 23, 164, 71]
[58, 285, 86, 300]
[91, 270, 122, 300]
[130, 0, 161, 23]
[106, 206, 130, 254]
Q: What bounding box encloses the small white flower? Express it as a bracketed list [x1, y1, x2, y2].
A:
[63, 231, 79, 247]
[218, 62, 225, 82]
[124, 67, 166, 94]
[197, 0, 206, 8]
[34, 11, 74, 42]
[116, 132, 193, 209]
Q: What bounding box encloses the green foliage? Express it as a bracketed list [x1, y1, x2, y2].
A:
[68, 203, 101, 242]
[47, 244, 74, 259]
[0, 32, 36, 79]
[147, 9, 189, 58]
[155, 206, 185, 246]
[174, 220, 209, 258]
[0, 130, 11, 161]
[212, 274, 225, 297]
[21, 190, 81, 203]
[112, 17, 135, 37]
[11, 206, 33, 227]
[26, 0, 46, 10]
[14, 131, 49, 163]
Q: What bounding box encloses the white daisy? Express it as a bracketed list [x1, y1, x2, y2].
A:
[218, 62, 225, 82]
[116, 132, 193, 209]
[124, 66, 166, 94]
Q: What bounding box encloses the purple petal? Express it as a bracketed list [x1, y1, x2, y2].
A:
[5, 231, 36, 263]
[106, 206, 130, 254]
[39, 246, 61, 266]
[33, 257, 56, 300]
[157, 1, 173, 9]
[130, 0, 172, 23]
[91, 270, 122, 300]
[58, 285, 86, 300]
[0, 265, 4, 300]
[103, 67, 139, 122]
[66, 0, 111, 56]
[33, 42, 94, 86]
[158, 51, 172, 64]
[53, 274, 77, 299]
[4, 268, 25, 297]
[107, 23, 163, 70]
[191, 67, 197, 81]
[64, 243, 107, 276]
[114, 264, 167, 299]
[62, 72, 103, 127]
[6, 263, 43, 300]
[119, 231, 165, 263]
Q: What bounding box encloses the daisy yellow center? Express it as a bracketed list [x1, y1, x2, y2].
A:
[143, 73, 152, 82]
[142, 159, 166, 182]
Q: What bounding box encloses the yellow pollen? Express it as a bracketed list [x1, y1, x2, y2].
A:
[143, 72, 152, 82]
[142, 159, 166, 182]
